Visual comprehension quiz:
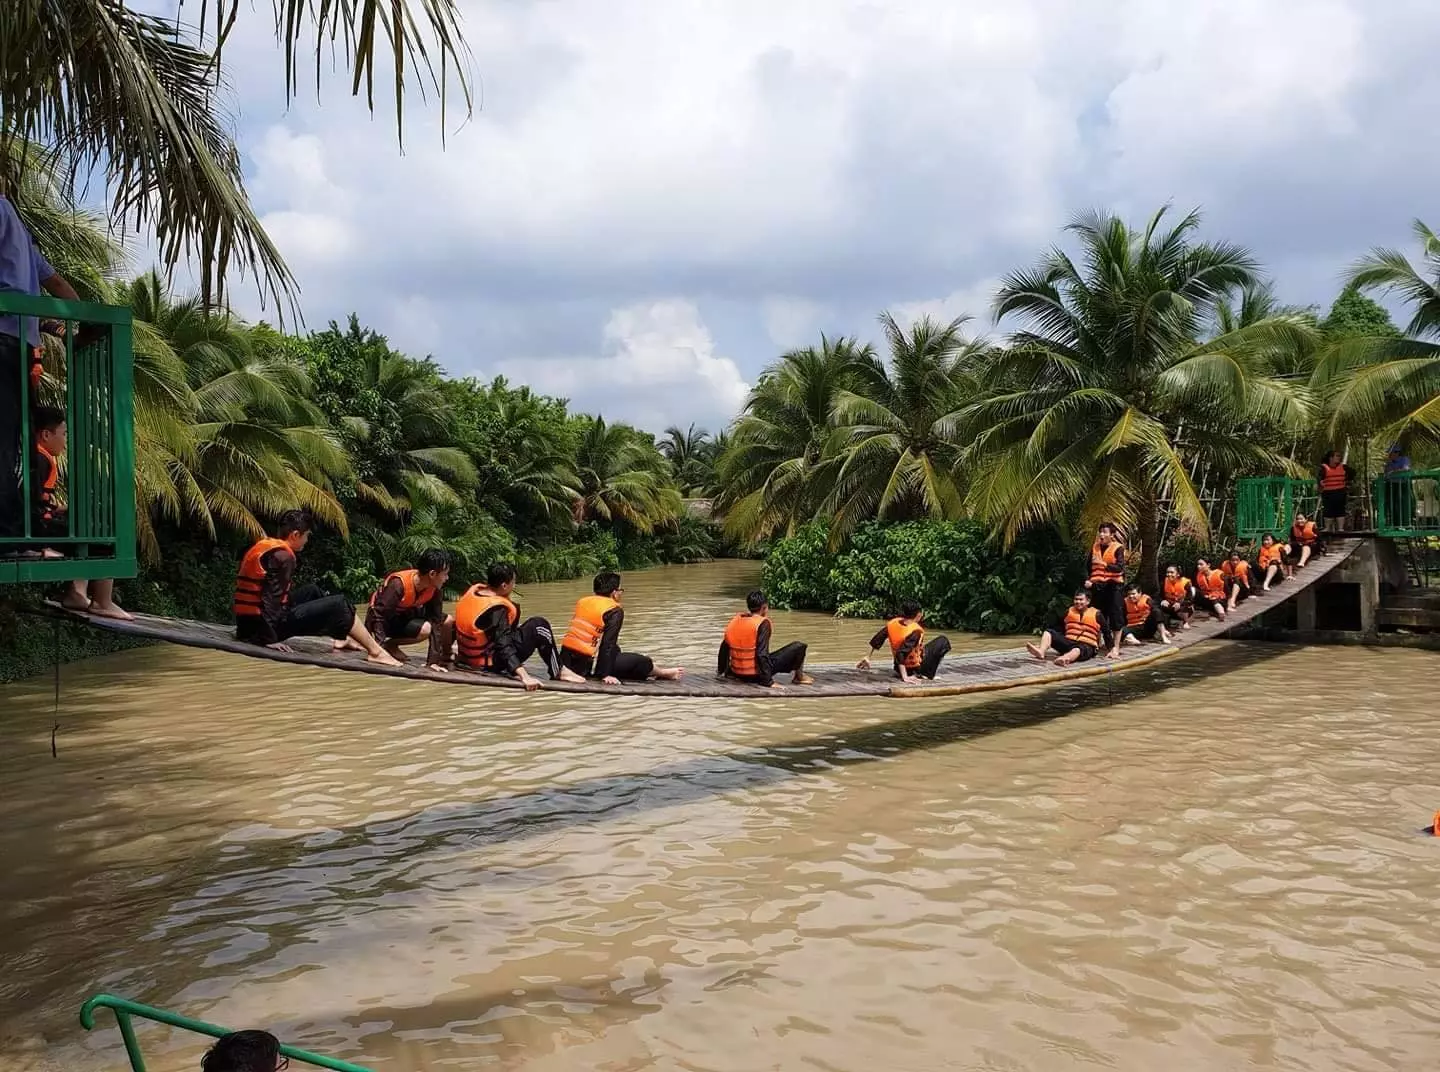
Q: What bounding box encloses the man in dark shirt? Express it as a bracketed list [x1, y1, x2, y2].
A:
[559, 571, 685, 684]
[233, 509, 400, 666]
[362, 547, 453, 667]
[717, 589, 814, 688]
[453, 561, 587, 689]
[857, 600, 951, 682]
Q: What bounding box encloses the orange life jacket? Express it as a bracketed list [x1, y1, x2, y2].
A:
[1163, 577, 1190, 604]
[29, 346, 43, 391]
[233, 538, 291, 617]
[1229, 560, 1251, 586]
[1258, 543, 1283, 568]
[35, 443, 59, 522]
[1195, 569, 1226, 600]
[454, 584, 518, 669]
[369, 569, 436, 612]
[723, 613, 765, 677]
[1124, 594, 1153, 628]
[1064, 607, 1103, 647]
[1292, 520, 1317, 546]
[1089, 541, 1122, 584]
[1319, 462, 1347, 492]
[886, 617, 925, 669]
[562, 595, 620, 658]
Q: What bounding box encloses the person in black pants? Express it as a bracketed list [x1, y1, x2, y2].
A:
[558, 571, 686, 684]
[453, 561, 588, 690]
[1085, 522, 1127, 639]
[858, 600, 951, 682]
[718, 589, 815, 688]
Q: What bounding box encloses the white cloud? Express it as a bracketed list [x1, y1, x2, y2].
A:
[496, 300, 749, 433]
[138, 1, 1440, 426]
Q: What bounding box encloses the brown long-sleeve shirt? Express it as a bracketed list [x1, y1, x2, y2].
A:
[869, 624, 922, 673]
[251, 546, 298, 646]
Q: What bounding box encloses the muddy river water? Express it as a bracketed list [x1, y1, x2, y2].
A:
[1, 560, 1438, 1071]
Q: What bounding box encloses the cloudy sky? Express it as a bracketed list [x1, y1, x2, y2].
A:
[151, 0, 1439, 433]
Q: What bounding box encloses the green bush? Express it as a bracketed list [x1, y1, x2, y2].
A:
[762, 519, 1081, 633]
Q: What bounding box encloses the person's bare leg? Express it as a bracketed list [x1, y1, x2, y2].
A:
[60, 579, 90, 612]
[1026, 633, 1051, 660]
[792, 670, 815, 685]
[1299, 545, 1312, 568]
[1055, 648, 1081, 666]
[348, 618, 402, 667]
[333, 638, 363, 652]
[86, 579, 133, 620]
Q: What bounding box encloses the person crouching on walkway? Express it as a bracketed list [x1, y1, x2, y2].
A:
[1027, 590, 1113, 665]
[1222, 549, 1254, 611]
[858, 600, 950, 682]
[233, 509, 400, 666]
[1192, 557, 1228, 622]
[560, 571, 685, 684]
[454, 561, 586, 690]
[1159, 565, 1194, 631]
[361, 547, 453, 667]
[1121, 583, 1171, 646]
[1257, 532, 1289, 591]
[718, 589, 815, 689]
[1085, 522, 1126, 639]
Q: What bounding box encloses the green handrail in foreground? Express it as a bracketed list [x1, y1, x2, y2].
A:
[79, 994, 373, 1072]
[1373, 470, 1440, 538]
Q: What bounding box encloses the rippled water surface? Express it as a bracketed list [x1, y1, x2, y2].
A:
[2, 560, 1438, 1071]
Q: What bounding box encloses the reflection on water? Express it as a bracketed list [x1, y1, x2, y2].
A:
[2, 560, 1438, 1071]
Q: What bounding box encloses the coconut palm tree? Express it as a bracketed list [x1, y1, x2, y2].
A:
[1, 0, 471, 310]
[962, 206, 1315, 587]
[572, 417, 682, 534]
[715, 336, 878, 544]
[459, 377, 580, 529]
[659, 424, 714, 495]
[1327, 220, 1440, 455]
[823, 313, 981, 542]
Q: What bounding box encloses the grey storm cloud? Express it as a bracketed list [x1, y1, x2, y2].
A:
[147, 0, 1440, 431]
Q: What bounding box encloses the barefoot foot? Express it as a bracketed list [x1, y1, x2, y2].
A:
[557, 667, 587, 684]
[792, 672, 815, 685]
[1025, 642, 1045, 661]
[367, 650, 404, 668]
[653, 667, 685, 681]
[88, 602, 134, 621]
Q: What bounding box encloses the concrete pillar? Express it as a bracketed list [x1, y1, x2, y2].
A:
[1296, 586, 1317, 632]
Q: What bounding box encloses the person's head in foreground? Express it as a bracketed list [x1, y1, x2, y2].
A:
[201, 1030, 287, 1072]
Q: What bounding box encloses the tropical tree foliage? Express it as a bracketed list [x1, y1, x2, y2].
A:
[572, 418, 683, 534]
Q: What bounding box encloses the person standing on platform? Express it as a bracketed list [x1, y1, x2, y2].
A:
[718, 590, 815, 689]
[858, 600, 951, 682]
[1085, 522, 1126, 639]
[1317, 450, 1354, 533]
[1381, 443, 1414, 528]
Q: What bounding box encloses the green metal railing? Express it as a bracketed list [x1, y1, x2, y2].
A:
[1, 291, 136, 584]
[1374, 470, 1440, 537]
[80, 994, 373, 1072]
[1236, 476, 1319, 541]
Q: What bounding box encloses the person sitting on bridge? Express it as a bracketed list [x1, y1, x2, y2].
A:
[454, 561, 586, 690]
[29, 405, 132, 620]
[1026, 589, 1114, 665]
[361, 548, 453, 666]
[233, 509, 400, 666]
[718, 589, 815, 689]
[1120, 583, 1171, 646]
[1084, 522, 1127, 639]
[1192, 557, 1229, 621]
[560, 571, 685, 684]
[858, 600, 951, 682]
[1222, 549, 1254, 610]
[1159, 565, 1194, 630]
[1290, 512, 1321, 569]
[201, 1029, 285, 1072]
[1256, 532, 1289, 591]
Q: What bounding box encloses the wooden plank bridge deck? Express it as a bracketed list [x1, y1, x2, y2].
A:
[59, 541, 1359, 700]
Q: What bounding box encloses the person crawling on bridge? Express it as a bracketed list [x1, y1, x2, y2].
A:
[1192, 558, 1229, 621]
[560, 571, 686, 684]
[1290, 512, 1322, 569]
[1222, 549, 1254, 610]
[718, 589, 815, 689]
[453, 561, 586, 690]
[233, 510, 400, 666]
[1257, 532, 1289, 591]
[858, 600, 951, 682]
[1026, 589, 1114, 665]
[1159, 565, 1194, 630]
[360, 548, 454, 667]
[1121, 584, 1171, 647]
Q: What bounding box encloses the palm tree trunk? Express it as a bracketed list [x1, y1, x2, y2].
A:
[1139, 495, 1162, 592]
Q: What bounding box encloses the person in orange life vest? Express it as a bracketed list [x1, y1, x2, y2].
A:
[454, 561, 586, 691]
[857, 600, 951, 682]
[1289, 512, 1321, 569]
[1192, 557, 1228, 621]
[28, 406, 133, 619]
[1119, 583, 1171, 646]
[233, 509, 400, 666]
[718, 589, 815, 689]
[1317, 450, 1354, 533]
[1083, 522, 1126, 637]
[1256, 532, 1290, 591]
[1222, 549, 1255, 611]
[559, 571, 685, 684]
[361, 547, 454, 667]
[1158, 564, 1194, 630]
[1026, 589, 1113, 665]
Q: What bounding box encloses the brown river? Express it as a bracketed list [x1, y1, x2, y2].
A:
[2, 560, 1438, 1071]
